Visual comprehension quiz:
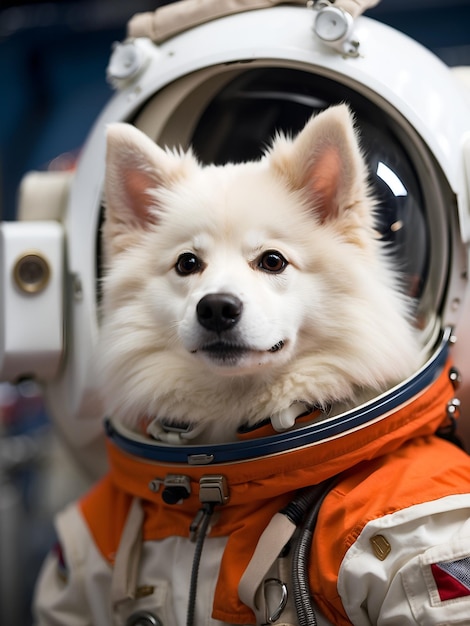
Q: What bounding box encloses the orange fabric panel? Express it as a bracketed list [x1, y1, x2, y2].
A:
[80, 477, 133, 565]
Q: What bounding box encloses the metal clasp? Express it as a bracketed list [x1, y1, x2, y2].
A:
[263, 578, 288, 624]
[189, 475, 230, 542]
[199, 475, 229, 505]
[148, 474, 191, 504]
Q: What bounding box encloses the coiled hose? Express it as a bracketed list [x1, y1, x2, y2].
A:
[290, 478, 337, 626]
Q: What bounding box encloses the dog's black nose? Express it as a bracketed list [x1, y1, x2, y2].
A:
[197, 293, 243, 332]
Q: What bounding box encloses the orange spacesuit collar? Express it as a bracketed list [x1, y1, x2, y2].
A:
[105, 356, 456, 504]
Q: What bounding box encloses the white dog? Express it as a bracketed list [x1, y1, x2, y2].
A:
[99, 104, 420, 441]
[34, 105, 470, 626]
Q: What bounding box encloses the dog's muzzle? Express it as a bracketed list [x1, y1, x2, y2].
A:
[193, 292, 286, 364]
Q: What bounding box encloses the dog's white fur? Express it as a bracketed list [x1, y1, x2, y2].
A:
[99, 105, 421, 443]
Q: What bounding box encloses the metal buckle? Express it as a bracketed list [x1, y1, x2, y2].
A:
[263, 578, 288, 624]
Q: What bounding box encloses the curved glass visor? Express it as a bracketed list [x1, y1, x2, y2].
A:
[190, 67, 428, 305]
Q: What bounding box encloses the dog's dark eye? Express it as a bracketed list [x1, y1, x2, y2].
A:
[257, 250, 288, 273]
[175, 252, 202, 276]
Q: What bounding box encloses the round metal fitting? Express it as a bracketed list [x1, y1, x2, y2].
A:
[13, 252, 50, 294]
[107, 41, 145, 81]
[148, 479, 162, 493]
[449, 366, 462, 389]
[447, 397, 461, 419]
[125, 611, 162, 626]
[314, 6, 349, 42]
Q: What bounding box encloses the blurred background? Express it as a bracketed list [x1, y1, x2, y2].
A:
[0, 0, 470, 624]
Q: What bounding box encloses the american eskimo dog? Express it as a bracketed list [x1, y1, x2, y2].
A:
[100, 104, 420, 442]
[36, 104, 470, 626]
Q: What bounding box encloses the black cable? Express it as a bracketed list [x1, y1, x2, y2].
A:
[291, 478, 337, 626]
[186, 503, 215, 626]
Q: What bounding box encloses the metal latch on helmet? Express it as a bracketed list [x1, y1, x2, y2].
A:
[312, 0, 360, 57]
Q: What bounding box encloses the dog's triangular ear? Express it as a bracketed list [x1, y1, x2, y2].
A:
[104, 123, 192, 256]
[270, 105, 369, 223]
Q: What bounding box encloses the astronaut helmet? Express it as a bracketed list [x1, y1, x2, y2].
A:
[1, 0, 470, 476]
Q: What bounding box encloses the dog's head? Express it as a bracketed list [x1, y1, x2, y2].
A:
[99, 105, 420, 440]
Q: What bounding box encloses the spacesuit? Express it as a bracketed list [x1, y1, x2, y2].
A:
[2, 1, 470, 625]
[33, 353, 470, 625]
